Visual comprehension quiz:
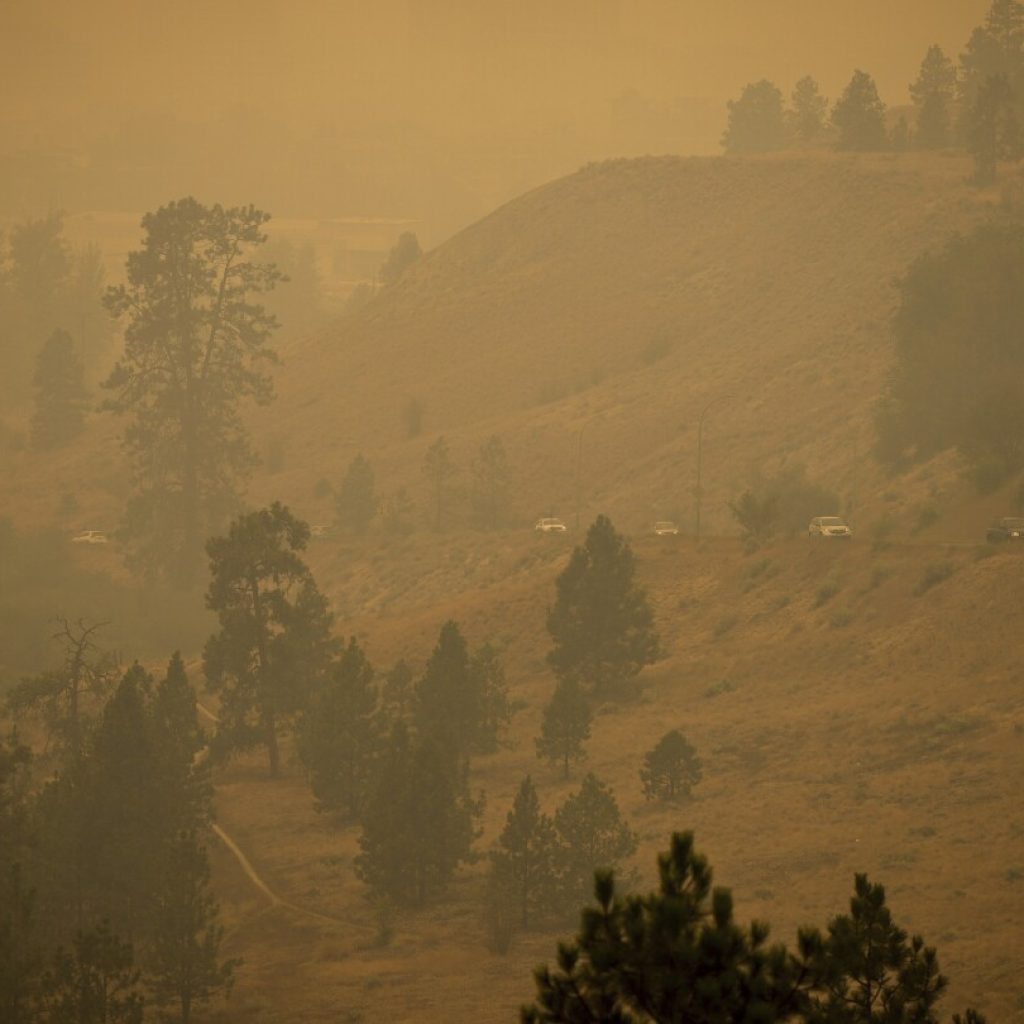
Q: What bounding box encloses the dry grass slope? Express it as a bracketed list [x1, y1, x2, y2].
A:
[4, 153, 1022, 1023]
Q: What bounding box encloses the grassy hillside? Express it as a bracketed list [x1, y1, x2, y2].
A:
[3, 152, 1022, 1023]
[251, 151, 995, 538]
[206, 530, 1024, 1024]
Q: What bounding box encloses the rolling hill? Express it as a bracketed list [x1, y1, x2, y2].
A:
[4, 151, 1023, 1023]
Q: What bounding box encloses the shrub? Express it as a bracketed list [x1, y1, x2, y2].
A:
[829, 606, 853, 628]
[713, 614, 738, 640]
[914, 561, 954, 595]
[912, 503, 940, 533]
[815, 574, 841, 607]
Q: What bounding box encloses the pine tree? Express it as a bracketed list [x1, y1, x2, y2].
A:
[791, 76, 828, 141]
[5, 618, 116, 766]
[298, 637, 381, 819]
[471, 435, 510, 529]
[414, 621, 477, 757]
[153, 652, 203, 764]
[102, 198, 283, 581]
[380, 231, 422, 286]
[381, 659, 414, 723]
[535, 678, 591, 779]
[721, 80, 787, 153]
[423, 436, 457, 531]
[958, 0, 1024, 128]
[522, 831, 814, 1024]
[810, 874, 947, 1023]
[469, 641, 512, 754]
[203, 503, 337, 776]
[30, 329, 89, 450]
[39, 921, 144, 1024]
[148, 831, 237, 1024]
[553, 774, 636, 912]
[547, 515, 659, 696]
[832, 70, 888, 150]
[356, 723, 479, 905]
[78, 666, 170, 941]
[910, 45, 957, 148]
[335, 454, 377, 534]
[490, 777, 560, 929]
[640, 729, 703, 800]
[0, 737, 42, 1024]
[968, 73, 1021, 183]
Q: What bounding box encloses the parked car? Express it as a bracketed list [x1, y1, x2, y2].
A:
[986, 517, 1024, 543]
[808, 516, 851, 539]
[653, 521, 679, 536]
[534, 517, 567, 534]
[71, 530, 109, 545]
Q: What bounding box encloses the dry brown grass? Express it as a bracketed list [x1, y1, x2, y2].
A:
[4, 153, 1023, 1021]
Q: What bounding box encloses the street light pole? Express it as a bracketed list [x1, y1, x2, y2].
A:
[695, 395, 729, 544]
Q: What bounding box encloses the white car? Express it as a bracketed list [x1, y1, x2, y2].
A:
[653, 521, 679, 536]
[808, 516, 851, 539]
[72, 530, 109, 545]
[534, 517, 568, 534]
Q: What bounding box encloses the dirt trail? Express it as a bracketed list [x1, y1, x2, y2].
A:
[197, 701, 349, 929]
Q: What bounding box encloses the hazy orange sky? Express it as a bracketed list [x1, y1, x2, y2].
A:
[2, 0, 990, 130]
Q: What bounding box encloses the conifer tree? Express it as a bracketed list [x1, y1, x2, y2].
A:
[298, 637, 381, 819]
[414, 620, 477, 756]
[968, 73, 1021, 183]
[6, 618, 116, 766]
[553, 774, 636, 911]
[547, 515, 659, 696]
[204, 503, 337, 776]
[791, 76, 828, 141]
[335, 454, 377, 534]
[522, 831, 813, 1024]
[0, 737, 41, 1024]
[640, 729, 703, 800]
[958, 0, 1024, 126]
[30, 329, 89, 451]
[102, 198, 283, 581]
[381, 659, 414, 723]
[379, 231, 422, 286]
[77, 666, 169, 940]
[490, 776, 560, 929]
[810, 874, 947, 1023]
[832, 70, 888, 150]
[153, 652, 203, 764]
[535, 678, 591, 779]
[721, 80, 787, 153]
[356, 723, 479, 905]
[469, 641, 512, 754]
[39, 922, 144, 1024]
[148, 831, 237, 1024]
[910, 45, 957, 148]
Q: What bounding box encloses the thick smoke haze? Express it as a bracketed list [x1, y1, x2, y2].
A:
[1, 1, 989, 238]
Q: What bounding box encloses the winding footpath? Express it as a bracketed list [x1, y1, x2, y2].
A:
[196, 701, 348, 929]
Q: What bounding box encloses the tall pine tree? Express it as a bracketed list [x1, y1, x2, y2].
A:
[204, 503, 337, 776]
[30, 329, 89, 450]
[547, 515, 659, 697]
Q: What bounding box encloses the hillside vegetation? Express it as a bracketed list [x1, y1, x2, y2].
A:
[3, 153, 1023, 1023]
[253, 152, 995, 536]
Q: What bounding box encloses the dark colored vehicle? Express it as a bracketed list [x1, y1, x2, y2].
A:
[986, 517, 1024, 542]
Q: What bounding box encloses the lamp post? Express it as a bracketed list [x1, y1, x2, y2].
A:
[695, 395, 729, 543]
